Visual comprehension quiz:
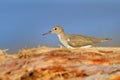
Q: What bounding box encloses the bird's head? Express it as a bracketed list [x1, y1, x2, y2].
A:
[43, 26, 64, 35]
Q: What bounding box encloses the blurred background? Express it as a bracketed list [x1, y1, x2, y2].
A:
[0, 0, 120, 53]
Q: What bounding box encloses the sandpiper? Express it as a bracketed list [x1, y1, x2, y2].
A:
[43, 26, 111, 48]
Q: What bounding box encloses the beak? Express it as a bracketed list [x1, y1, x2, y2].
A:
[42, 31, 52, 36]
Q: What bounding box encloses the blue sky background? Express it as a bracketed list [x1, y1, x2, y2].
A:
[0, 0, 120, 53]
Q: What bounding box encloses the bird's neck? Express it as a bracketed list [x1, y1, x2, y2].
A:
[57, 31, 66, 40]
[58, 31, 66, 36]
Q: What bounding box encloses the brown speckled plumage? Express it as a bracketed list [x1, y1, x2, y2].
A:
[43, 26, 111, 48]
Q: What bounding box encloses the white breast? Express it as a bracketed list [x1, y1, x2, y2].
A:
[57, 35, 74, 48]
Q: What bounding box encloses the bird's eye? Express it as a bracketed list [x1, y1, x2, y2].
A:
[54, 28, 57, 30]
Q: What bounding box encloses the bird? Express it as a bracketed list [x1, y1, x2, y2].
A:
[43, 26, 111, 48]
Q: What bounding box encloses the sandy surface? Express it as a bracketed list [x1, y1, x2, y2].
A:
[0, 46, 120, 80]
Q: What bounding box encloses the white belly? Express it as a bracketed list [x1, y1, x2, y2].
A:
[80, 45, 92, 48]
[57, 35, 74, 48]
[57, 35, 92, 49]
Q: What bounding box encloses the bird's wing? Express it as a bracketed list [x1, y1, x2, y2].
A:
[67, 34, 97, 47]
